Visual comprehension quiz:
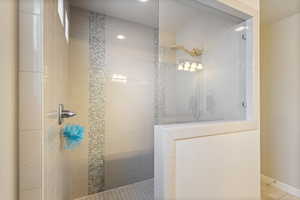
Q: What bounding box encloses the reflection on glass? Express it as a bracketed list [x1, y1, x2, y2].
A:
[111, 74, 127, 83]
[158, 0, 251, 124]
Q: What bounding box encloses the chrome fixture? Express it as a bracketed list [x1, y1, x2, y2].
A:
[58, 104, 76, 125]
[235, 26, 248, 32]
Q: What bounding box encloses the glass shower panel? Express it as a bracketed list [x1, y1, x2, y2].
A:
[158, 0, 249, 124]
[67, 1, 158, 198]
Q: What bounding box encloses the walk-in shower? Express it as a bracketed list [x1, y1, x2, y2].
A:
[40, 0, 257, 199]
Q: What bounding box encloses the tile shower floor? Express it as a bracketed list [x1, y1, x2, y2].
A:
[76, 179, 154, 200]
[76, 179, 300, 200]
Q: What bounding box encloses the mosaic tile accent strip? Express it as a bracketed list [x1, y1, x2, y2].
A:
[88, 12, 106, 194]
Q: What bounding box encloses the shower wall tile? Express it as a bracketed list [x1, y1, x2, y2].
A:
[19, 133, 42, 191]
[19, 72, 42, 131]
[19, 0, 41, 14]
[19, 0, 43, 199]
[20, 161, 42, 190]
[19, 11, 42, 72]
[19, 131, 42, 191]
[104, 15, 156, 189]
[69, 158, 89, 198]
[20, 188, 42, 200]
[104, 150, 154, 189]
[19, 131, 42, 168]
[140, 151, 155, 178]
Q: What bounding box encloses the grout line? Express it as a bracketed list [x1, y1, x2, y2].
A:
[19, 70, 44, 73]
[19, 129, 42, 134]
[19, 9, 41, 16]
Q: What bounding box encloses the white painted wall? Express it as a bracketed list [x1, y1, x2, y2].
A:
[0, 0, 18, 200]
[237, 0, 259, 10]
[261, 0, 300, 24]
[218, 0, 259, 11]
[261, 13, 300, 189]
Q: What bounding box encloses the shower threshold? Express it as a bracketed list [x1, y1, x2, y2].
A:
[76, 179, 154, 200]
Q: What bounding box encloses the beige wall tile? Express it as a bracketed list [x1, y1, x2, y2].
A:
[19, 12, 42, 72]
[20, 188, 42, 200]
[20, 164, 42, 191]
[20, 131, 42, 191]
[19, 0, 41, 14]
[19, 72, 42, 130]
[19, 131, 42, 169]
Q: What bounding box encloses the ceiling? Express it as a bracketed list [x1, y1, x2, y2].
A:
[71, 0, 300, 27]
[70, 0, 242, 32]
[70, 0, 158, 27]
[261, 0, 300, 24]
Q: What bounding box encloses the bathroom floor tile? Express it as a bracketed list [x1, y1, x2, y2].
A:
[261, 182, 272, 193]
[261, 184, 287, 199]
[262, 193, 277, 200]
[281, 195, 300, 200]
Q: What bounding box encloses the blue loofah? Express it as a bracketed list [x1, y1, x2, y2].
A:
[63, 125, 85, 150]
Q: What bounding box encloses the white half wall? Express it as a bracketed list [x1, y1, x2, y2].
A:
[154, 121, 260, 200]
[176, 130, 260, 199]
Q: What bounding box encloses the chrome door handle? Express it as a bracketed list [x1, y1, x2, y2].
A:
[58, 104, 76, 125]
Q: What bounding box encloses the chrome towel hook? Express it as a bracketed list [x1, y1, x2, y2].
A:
[58, 104, 76, 125]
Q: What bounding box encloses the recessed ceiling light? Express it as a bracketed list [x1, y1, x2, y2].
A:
[138, 0, 149, 2]
[117, 35, 126, 40]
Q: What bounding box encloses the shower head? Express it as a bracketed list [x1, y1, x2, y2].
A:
[170, 45, 204, 57]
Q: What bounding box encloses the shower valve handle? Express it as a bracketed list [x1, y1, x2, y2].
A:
[58, 104, 76, 125]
